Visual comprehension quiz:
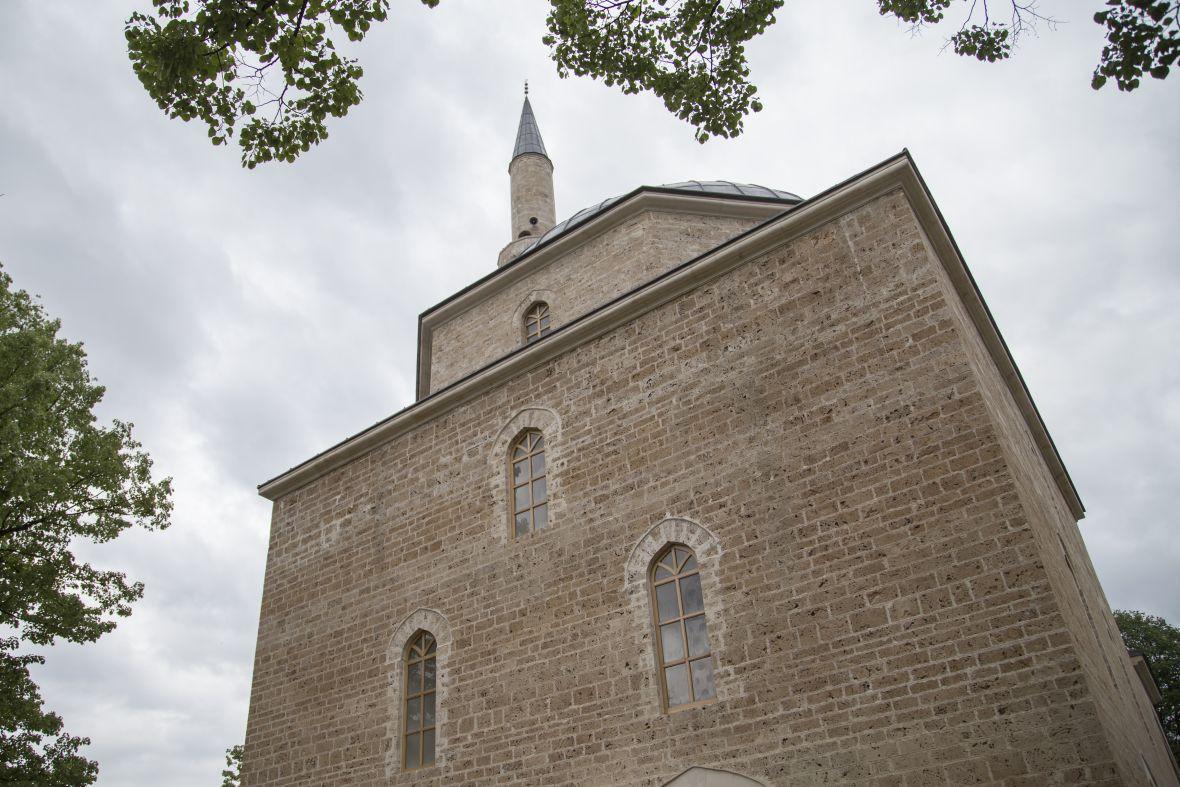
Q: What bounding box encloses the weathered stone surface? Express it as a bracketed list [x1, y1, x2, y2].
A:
[433, 210, 762, 392]
[509, 153, 556, 243]
[243, 185, 1176, 786]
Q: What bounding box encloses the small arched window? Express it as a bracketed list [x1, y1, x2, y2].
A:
[651, 544, 716, 709]
[403, 631, 437, 769]
[523, 302, 551, 344]
[510, 429, 548, 537]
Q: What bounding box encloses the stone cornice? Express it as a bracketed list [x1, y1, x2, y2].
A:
[259, 151, 1084, 522]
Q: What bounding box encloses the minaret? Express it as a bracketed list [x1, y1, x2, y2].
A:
[498, 84, 556, 267]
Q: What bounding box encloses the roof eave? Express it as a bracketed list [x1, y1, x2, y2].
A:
[261, 150, 1084, 523]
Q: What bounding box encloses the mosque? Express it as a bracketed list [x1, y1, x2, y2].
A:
[240, 94, 1176, 786]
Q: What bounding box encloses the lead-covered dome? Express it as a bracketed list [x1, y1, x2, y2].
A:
[658, 181, 800, 200]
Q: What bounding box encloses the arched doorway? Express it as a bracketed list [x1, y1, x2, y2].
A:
[661, 766, 766, 786]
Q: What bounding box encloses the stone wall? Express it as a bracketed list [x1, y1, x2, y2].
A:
[243, 189, 1171, 785]
[428, 210, 762, 393]
[508, 153, 556, 244]
[919, 212, 1178, 782]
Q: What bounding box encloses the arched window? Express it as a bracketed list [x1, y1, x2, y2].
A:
[403, 631, 437, 769]
[510, 429, 548, 537]
[523, 302, 551, 344]
[651, 544, 716, 709]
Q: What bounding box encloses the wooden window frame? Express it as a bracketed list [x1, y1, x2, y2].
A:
[508, 429, 549, 538]
[402, 630, 437, 770]
[523, 302, 552, 344]
[649, 544, 717, 712]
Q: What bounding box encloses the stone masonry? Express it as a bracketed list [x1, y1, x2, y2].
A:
[509, 153, 556, 242]
[242, 143, 1177, 784]
[433, 209, 764, 393]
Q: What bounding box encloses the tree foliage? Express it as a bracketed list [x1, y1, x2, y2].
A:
[1115, 610, 1180, 759]
[545, 0, 783, 143]
[0, 639, 98, 786]
[221, 743, 244, 787]
[125, 0, 429, 169]
[1092, 1, 1180, 90]
[125, 0, 1179, 167]
[0, 267, 172, 782]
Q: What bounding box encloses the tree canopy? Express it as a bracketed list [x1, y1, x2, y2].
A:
[0, 267, 173, 783]
[0, 639, 98, 785]
[1115, 610, 1180, 760]
[126, 0, 1177, 167]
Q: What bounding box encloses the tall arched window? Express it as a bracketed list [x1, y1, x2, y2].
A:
[510, 429, 548, 537]
[651, 544, 716, 709]
[403, 631, 437, 769]
[523, 302, 551, 343]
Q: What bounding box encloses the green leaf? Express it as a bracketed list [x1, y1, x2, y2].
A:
[0, 639, 98, 784]
[125, 0, 1176, 167]
[1115, 610, 1180, 760]
[0, 265, 171, 783]
[125, 0, 396, 167]
[1091, 0, 1180, 92]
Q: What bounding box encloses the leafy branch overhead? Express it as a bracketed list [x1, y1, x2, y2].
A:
[125, 0, 430, 168]
[126, 0, 1179, 167]
[1092, 0, 1180, 89]
[544, 0, 784, 143]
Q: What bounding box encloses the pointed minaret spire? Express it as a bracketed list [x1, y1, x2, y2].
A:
[499, 87, 556, 267]
[511, 88, 549, 162]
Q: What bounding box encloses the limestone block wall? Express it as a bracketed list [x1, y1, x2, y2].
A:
[921, 216, 1178, 782]
[243, 190, 1160, 786]
[426, 210, 762, 394]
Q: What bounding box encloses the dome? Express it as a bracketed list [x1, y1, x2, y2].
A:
[522, 181, 801, 255]
[658, 180, 800, 200]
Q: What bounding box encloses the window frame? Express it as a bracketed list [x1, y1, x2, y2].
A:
[522, 302, 552, 344]
[508, 429, 549, 539]
[648, 543, 717, 712]
[402, 630, 437, 770]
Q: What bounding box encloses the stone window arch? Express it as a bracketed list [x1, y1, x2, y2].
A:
[511, 289, 560, 347]
[624, 518, 736, 710]
[386, 609, 451, 775]
[488, 407, 563, 544]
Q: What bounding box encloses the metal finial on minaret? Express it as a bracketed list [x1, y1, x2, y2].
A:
[524, 80, 529, 97]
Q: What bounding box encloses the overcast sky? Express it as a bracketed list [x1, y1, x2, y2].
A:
[0, 1, 1177, 784]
